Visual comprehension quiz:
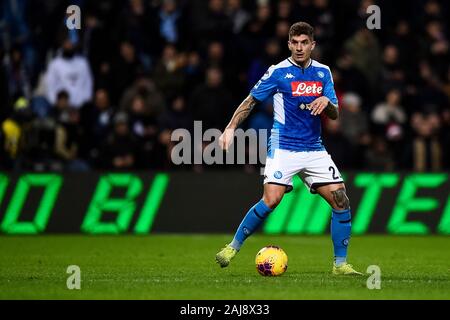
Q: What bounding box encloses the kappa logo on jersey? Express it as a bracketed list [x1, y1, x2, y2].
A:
[285, 73, 295, 79]
[291, 81, 323, 97]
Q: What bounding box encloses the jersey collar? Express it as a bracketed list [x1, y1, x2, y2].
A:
[287, 57, 312, 71]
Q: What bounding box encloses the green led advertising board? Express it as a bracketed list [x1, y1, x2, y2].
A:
[0, 172, 448, 235]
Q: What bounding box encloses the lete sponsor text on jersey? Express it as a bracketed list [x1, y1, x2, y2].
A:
[291, 81, 323, 97]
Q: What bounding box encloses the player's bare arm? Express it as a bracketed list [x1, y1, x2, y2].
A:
[219, 95, 258, 150]
[310, 96, 339, 120]
[323, 100, 339, 120]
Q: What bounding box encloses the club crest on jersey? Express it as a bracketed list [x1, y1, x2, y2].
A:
[291, 81, 323, 97]
[274, 171, 283, 179]
[317, 71, 325, 78]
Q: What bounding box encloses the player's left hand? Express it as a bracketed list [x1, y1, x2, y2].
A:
[309, 96, 330, 116]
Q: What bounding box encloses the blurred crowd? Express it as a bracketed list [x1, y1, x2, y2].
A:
[0, 0, 449, 172]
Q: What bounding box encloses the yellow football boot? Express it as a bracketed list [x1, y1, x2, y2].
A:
[332, 262, 363, 275]
[215, 244, 238, 268]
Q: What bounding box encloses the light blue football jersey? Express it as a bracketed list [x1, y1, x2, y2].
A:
[250, 58, 338, 154]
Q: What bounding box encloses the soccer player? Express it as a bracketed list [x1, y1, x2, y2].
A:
[215, 22, 362, 275]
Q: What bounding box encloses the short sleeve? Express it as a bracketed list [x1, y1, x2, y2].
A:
[323, 68, 338, 105]
[250, 65, 278, 102]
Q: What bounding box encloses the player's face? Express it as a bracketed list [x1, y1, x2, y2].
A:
[288, 35, 315, 65]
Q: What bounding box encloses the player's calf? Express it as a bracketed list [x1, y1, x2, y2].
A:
[316, 184, 355, 268]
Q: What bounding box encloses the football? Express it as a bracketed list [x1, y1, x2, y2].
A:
[255, 245, 288, 276]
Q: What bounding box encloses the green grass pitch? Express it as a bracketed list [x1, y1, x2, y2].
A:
[0, 235, 449, 299]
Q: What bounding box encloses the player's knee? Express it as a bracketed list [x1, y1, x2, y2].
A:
[331, 188, 350, 210]
[263, 193, 284, 210]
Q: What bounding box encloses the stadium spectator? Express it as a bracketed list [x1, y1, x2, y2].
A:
[54, 108, 89, 171]
[371, 89, 407, 137]
[182, 51, 204, 94]
[322, 119, 354, 169]
[340, 92, 371, 168]
[380, 44, 406, 94]
[20, 114, 57, 171]
[80, 88, 115, 165]
[421, 0, 445, 22]
[226, 0, 251, 34]
[82, 11, 113, 85]
[1, 0, 36, 82]
[0, 98, 33, 169]
[344, 27, 382, 91]
[276, 0, 295, 23]
[111, 41, 145, 103]
[310, 0, 335, 61]
[120, 76, 166, 118]
[194, 0, 233, 47]
[241, 1, 274, 57]
[126, 94, 160, 168]
[387, 20, 418, 74]
[0, 49, 11, 121]
[372, 89, 407, 163]
[116, 0, 156, 57]
[190, 66, 233, 130]
[422, 20, 449, 80]
[334, 52, 371, 106]
[158, 0, 183, 45]
[158, 95, 193, 168]
[273, 20, 291, 58]
[414, 60, 448, 112]
[153, 44, 186, 100]
[100, 111, 138, 170]
[365, 136, 395, 171]
[204, 41, 233, 88]
[45, 39, 93, 108]
[50, 90, 71, 119]
[5, 46, 31, 101]
[402, 109, 444, 171]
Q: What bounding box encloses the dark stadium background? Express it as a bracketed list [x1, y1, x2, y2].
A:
[0, 0, 448, 235]
[0, 0, 449, 173]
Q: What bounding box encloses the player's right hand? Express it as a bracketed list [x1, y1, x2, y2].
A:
[219, 128, 235, 151]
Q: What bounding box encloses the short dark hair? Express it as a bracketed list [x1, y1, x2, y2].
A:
[289, 22, 314, 41]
